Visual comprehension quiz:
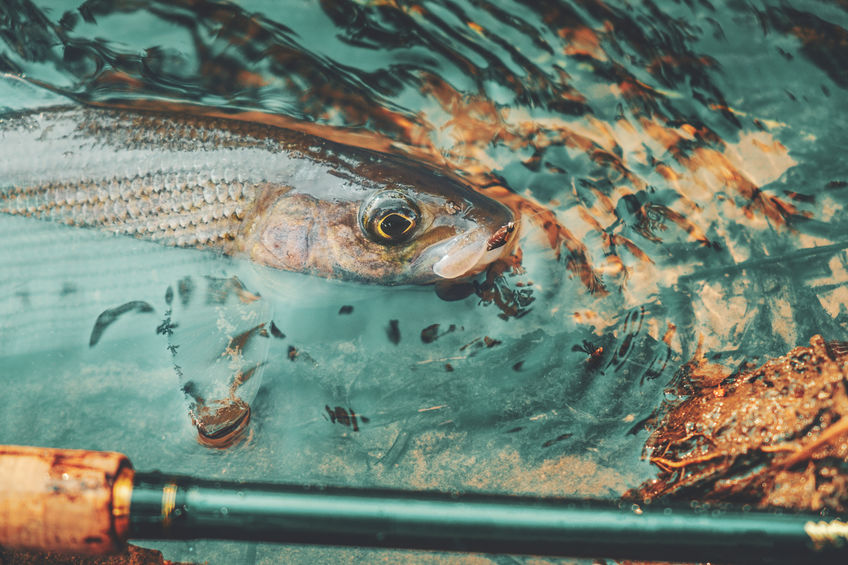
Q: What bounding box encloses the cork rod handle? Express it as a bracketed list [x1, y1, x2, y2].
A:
[0, 445, 133, 555]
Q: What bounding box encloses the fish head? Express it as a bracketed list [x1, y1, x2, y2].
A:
[241, 157, 517, 285]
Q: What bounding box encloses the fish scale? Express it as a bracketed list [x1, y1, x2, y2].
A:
[0, 107, 355, 253]
[2, 171, 253, 245]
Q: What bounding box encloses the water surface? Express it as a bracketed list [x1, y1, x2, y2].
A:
[2, 0, 848, 563]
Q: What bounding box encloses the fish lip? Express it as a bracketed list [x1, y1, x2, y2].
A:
[416, 222, 516, 281]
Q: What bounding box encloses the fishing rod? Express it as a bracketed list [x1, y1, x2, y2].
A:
[0, 445, 845, 563]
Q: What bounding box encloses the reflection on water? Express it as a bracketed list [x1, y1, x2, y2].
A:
[1, 0, 848, 562]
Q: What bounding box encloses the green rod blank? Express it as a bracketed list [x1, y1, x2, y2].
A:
[129, 472, 848, 563]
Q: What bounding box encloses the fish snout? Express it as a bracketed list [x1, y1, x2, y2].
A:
[419, 220, 518, 281]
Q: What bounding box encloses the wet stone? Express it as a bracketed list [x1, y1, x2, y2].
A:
[420, 323, 456, 344]
[269, 321, 286, 339]
[420, 324, 439, 344]
[386, 319, 400, 345]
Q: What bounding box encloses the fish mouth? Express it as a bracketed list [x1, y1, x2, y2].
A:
[416, 222, 517, 280]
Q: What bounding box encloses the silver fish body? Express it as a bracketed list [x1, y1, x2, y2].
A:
[0, 107, 515, 285]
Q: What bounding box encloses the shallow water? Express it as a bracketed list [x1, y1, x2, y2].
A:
[1, 1, 848, 563]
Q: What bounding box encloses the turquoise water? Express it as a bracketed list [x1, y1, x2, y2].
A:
[2, 1, 848, 563]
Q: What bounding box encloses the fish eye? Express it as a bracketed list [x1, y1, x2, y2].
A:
[360, 190, 421, 245]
